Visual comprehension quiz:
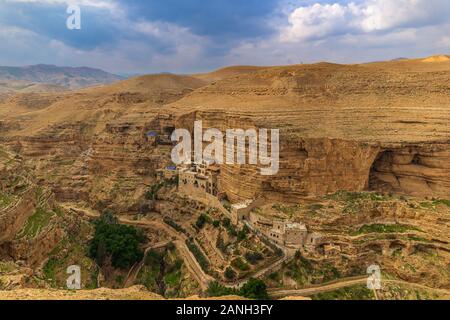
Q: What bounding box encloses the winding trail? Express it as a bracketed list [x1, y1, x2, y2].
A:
[123, 241, 170, 288]
[268, 277, 450, 299]
[269, 276, 367, 298]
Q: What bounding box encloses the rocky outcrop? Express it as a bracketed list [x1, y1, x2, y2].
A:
[5, 224, 64, 267]
[220, 137, 380, 202]
[0, 189, 36, 243]
[369, 143, 450, 197]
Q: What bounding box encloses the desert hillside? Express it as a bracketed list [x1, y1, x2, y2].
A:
[0, 64, 124, 91]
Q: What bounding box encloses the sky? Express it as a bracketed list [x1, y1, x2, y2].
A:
[1, 0, 450, 74]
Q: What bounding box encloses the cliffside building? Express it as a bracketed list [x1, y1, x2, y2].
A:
[178, 162, 220, 197]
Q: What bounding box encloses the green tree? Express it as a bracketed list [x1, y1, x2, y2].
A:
[89, 212, 145, 269]
[206, 281, 236, 297]
[239, 278, 269, 300]
[195, 214, 207, 229]
[237, 225, 249, 242]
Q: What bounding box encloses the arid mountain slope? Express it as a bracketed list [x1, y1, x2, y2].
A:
[0, 64, 124, 90]
[191, 66, 267, 82]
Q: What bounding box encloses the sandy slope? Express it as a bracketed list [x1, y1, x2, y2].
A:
[0, 286, 249, 300]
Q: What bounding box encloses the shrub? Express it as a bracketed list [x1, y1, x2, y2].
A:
[216, 235, 227, 254]
[185, 240, 209, 272]
[212, 220, 220, 228]
[244, 251, 263, 265]
[166, 241, 176, 251]
[163, 218, 186, 234]
[239, 278, 269, 300]
[224, 267, 236, 280]
[222, 218, 231, 227]
[145, 249, 163, 269]
[195, 214, 208, 229]
[237, 225, 249, 242]
[222, 219, 237, 237]
[231, 257, 250, 271]
[206, 279, 269, 300]
[353, 224, 420, 235]
[206, 281, 236, 297]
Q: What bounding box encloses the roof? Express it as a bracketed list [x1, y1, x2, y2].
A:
[231, 199, 253, 210]
[285, 222, 307, 231]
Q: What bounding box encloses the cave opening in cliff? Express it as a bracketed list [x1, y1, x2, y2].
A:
[163, 126, 175, 136]
[368, 150, 397, 193]
[158, 126, 176, 145]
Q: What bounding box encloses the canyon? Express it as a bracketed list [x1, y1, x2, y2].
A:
[0, 56, 449, 300]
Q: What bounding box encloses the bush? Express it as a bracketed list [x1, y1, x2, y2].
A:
[163, 218, 186, 234]
[354, 224, 420, 235]
[244, 251, 263, 265]
[89, 212, 145, 269]
[206, 279, 269, 300]
[212, 220, 220, 228]
[222, 219, 237, 237]
[195, 214, 208, 229]
[216, 235, 227, 254]
[224, 267, 236, 280]
[239, 278, 269, 300]
[222, 218, 231, 228]
[166, 241, 176, 251]
[145, 183, 163, 200]
[206, 281, 236, 297]
[237, 225, 249, 242]
[144, 249, 163, 269]
[231, 257, 250, 271]
[185, 240, 210, 272]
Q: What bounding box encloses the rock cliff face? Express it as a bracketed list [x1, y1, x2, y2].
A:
[0, 153, 65, 267]
[369, 144, 450, 197]
[0, 58, 449, 205]
[168, 111, 382, 202]
[0, 189, 36, 244]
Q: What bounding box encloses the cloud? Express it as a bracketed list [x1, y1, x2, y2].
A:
[0, 0, 449, 74]
[121, 0, 279, 41]
[281, 0, 450, 42]
[4, 0, 117, 10]
[0, 1, 123, 50]
[281, 3, 358, 41]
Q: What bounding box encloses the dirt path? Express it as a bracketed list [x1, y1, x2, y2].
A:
[268, 276, 367, 298]
[123, 241, 170, 288]
[268, 277, 450, 299]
